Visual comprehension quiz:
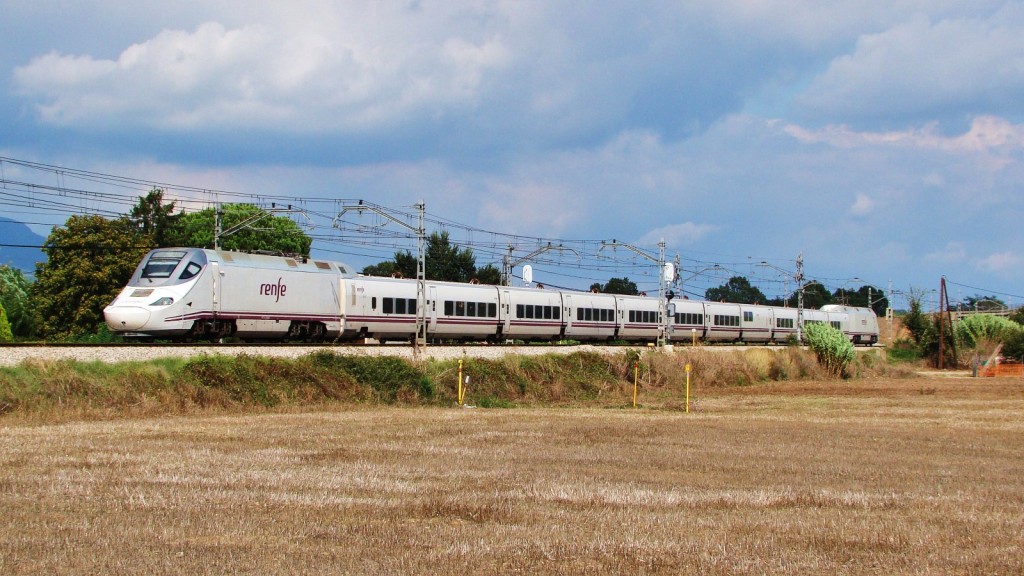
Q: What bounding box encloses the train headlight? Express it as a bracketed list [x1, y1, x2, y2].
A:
[150, 297, 174, 306]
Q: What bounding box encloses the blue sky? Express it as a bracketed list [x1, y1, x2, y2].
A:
[2, 1, 1023, 307]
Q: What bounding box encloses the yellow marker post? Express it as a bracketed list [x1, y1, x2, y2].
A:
[633, 360, 639, 408]
[685, 362, 692, 413]
[458, 359, 464, 406]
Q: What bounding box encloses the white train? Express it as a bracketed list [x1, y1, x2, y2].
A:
[104, 248, 880, 345]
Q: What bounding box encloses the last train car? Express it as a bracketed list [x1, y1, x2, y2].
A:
[104, 248, 355, 341]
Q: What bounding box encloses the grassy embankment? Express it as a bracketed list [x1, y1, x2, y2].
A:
[0, 347, 910, 422]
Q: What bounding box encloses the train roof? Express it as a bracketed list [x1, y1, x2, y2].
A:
[201, 248, 356, 277]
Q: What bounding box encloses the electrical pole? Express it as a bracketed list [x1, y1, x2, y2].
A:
[796, 253, 805, 344]
[599, 239, 671, 346]
[333, 200, 427, 356]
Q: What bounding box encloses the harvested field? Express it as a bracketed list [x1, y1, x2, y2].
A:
[1, 376, 1022, 574]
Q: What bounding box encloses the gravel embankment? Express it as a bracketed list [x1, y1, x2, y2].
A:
[0, 344, 631, 367]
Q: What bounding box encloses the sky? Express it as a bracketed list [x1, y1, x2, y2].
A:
[2, 1, 1023, 307]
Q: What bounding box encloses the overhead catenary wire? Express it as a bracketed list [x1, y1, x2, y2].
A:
[0, 154, 1011, 301]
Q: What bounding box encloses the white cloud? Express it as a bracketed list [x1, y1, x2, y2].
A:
[976, 251, 1022, 273]
[784, 116, 1024, 154]
[925, 242, 967, 264]
[635, 222, 717, 247]
[849, 193, 875, 216]
[13, 14, 513, 132]
[797, 8, 1024, 125]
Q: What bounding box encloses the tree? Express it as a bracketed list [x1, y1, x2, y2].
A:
[0, 264, 35, 338]
[960, 294, 1007, 312]
[32, 215, 151, 340]
[705, 276, 767, 304]
[589, 277, 639, 295]
[130, 188, 181, 247]
[801, 282, 832, 309]
[832, 285, 889, 316]
[363, 231, 499, 283]
[0, 303, 12, 343]
[167, 204, 312, 255]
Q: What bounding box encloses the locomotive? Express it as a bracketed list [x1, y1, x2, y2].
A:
[104, 248, 880, 345]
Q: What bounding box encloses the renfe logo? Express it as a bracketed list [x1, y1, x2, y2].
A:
[260, 277, 287, 302]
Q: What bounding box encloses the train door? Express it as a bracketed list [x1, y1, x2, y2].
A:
[428, 286, 439, 336]
[501, 290, 511, 336]
[210, 262, 221, 314]
[563, 294, 573, 334]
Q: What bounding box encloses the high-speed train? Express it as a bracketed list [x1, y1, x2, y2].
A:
[104, 248, 880, 345]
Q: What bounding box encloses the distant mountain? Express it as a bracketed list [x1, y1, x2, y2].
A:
[0, 217, 46, 277]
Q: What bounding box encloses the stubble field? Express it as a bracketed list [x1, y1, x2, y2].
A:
[1, 376, 1022, 575]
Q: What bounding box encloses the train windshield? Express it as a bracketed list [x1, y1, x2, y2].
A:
[142, 250, 189, 279]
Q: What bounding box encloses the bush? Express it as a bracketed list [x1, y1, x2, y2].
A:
[955, 314, 1023, 352]
[803, 322, 855, 378]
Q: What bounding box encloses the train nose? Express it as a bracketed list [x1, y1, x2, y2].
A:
[103, 306, 151, 331]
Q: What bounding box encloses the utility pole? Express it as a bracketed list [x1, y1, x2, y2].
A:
[333, 200, 427, 356]
[501, 243, 578, 286]
[796, 253, 805, 344]
[599, 239, 671, 346]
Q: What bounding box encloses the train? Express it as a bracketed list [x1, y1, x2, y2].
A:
[103, 248, 880, 345]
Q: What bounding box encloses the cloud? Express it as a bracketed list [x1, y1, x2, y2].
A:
[13, 17, 512, 132]
[925, 242, 968, 264]
[796, 8, 1024, 127]
[635, 222, 717, 247]
[784, 115, 1024, 154]
[976, 251, 1022, 273]
[849, 193, 875, 216]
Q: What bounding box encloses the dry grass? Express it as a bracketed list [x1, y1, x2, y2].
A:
[2, 376, 1023, 574]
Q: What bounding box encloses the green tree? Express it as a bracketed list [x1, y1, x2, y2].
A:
[589, 277, 639, 295]
[0, 264, 35, 337]
[32, 215, 151, 340]
[705, 276, 767, 304]
[130, 188, 181, 247]
[363, 231, 498, 283]
[832, 285, 888, 316]
[168, 204, 312, 255]
[0, 303, 12, 343]
[959, 294, 1007, 313]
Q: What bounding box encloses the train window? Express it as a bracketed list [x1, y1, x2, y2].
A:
[743, 311, 753, 322]
[476, 302, 487, 318]
[408, 299, 417, 313]
[179, 261, 202, 280]
[831, 321, 841, 330]
[543, 306, 552, 320]
[517, 304, 524, 318]
[456, 301, 466, 317]
[488, 303, 497, 317]
[445, 301, 454, 316]
[142, 250, 187, 279]
[776, 318, 794, 328]
[576, 308, 583, 321]
[553, 307, 560, 320]
[628, 310, 635, 323]
[714, 314, 739, 327]
[372, 297, 377, 310]
[467, 302, 477, 316]
[397, 298, 407, 314]
[383, 298, 394, 314]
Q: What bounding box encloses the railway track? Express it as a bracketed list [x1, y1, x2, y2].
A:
[0, 340, 880, 368]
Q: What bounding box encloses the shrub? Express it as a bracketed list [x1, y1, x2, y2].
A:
[955, 314, 1023, 352]
[803, 322, 855, 378]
